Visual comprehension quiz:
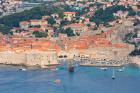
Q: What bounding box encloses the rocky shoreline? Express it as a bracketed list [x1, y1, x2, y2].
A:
[129, 56, 140, 67]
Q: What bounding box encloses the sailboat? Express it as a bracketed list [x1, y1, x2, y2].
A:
[112, 67, 115, 79]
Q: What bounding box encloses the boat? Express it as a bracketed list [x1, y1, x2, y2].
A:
[68, 62, 74, 72]
[117, 67, 124, 72]
[19, 68, 27, 71]
[55, 68, 59, 71]
[54, 79, 61, 84]
[100, 67, 107, 71]
[75, 63, 79, 67]
[112, 67, 115, 79]
[117, 69, 123, 72]
[68, 66, 74, 72]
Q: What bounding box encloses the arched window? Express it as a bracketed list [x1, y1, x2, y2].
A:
[64, 55, 67, 58]
[59, 55, 63, 58]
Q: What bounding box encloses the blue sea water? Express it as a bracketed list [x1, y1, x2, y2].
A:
[0, 65, 140, 93]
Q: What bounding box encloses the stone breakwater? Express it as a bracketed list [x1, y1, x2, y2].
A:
[0, 50, 58, 68]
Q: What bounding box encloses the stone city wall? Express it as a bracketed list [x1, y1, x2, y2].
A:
[0, 51, 58, 67]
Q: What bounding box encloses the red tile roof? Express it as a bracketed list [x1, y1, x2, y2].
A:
[30, 19, 40, 22]
[64, 24, 85, 28]
[20, 21, 29, 25]
[30, 27, 41, 31]
[41, 20, 47, 22]
[114, 43, 129, 48]
[64, 12, 76, 15]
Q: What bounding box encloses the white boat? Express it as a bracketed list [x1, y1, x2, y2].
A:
[117, 67, 124, 72]
[100, 67, 107, 71]
[19, 68, 27, 71]
[117, 69, 123, 72]
[75, 63, 79, 67]
[55, 68, 59, 71]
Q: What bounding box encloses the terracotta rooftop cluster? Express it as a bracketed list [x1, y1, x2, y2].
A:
[64, 30, 129, 50]
[0, 28, 129, 52]
[0, 37, 61, 52]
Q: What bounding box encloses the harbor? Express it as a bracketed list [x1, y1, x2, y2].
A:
[0, 65, 140, 93]
[0, 0, 140, 93]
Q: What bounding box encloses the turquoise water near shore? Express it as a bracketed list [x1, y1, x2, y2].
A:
[0, 65, 140, 93]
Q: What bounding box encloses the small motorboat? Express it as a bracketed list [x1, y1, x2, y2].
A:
[117, 69, 123, 72]
[54, 79, 61, 84]
[55, 68, 59, 71]
[50, 68, 59, 71]
[75, 63, 79, 67]
[100, 67, 107, 71]
[117, 67, 124, 72]
[19, 68, 27, 71]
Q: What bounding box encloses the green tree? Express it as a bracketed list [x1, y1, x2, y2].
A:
[0, 4, 65, 28]
[0, 24, 11, 35]
[90, 5, 132, 26]
[60, 19, 70, 27]
[32, 31, 48, 38]
[128, 10, 136, 16]
[47, 17, 56, 25]
[124, 32, 137, 43]
[61, 27, 75, 37]
[129, 49, 140, 56]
